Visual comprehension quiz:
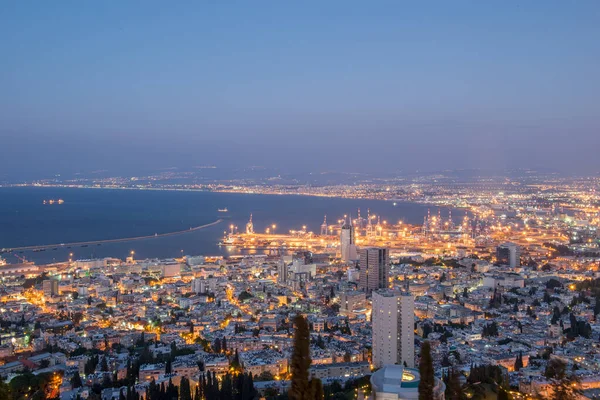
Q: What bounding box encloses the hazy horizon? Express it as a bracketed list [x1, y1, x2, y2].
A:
[1, 1, 599, 179]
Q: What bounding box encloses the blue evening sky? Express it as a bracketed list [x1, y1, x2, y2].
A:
[1, 1, 599, 178]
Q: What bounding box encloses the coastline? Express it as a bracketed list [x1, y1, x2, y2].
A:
[0, 183, 446, 207]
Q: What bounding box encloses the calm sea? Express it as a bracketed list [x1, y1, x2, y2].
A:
[0, 187, 459, 264]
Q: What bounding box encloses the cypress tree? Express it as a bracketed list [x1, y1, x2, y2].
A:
[241, 373, 251, 400]
[208, 371, 218, 400]
[180, 377, 192, 400]
[221, 373, 233, 400]
[234, 373, 242, 400]
[206, 373, 213, 400]
[168, 378, 178, 400]
[310, 378, 324, 400]
[200, 374, 206, 400]
[514, 351, 524, 371]
[71, 372, 83, 388]
[126, 359, 132, 383]
[247, 373, 256, 400]
[289, 314, 313, 400]
[444, 368, 464, 400]
[101, 355, 109, 372]
[160, 382, 166, 400]
[418, 341, 434, 400]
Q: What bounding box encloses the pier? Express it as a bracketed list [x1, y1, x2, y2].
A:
[2, 219, 223, 253]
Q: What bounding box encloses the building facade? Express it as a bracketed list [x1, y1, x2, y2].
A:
[496, 242, 521, 269]
[340, 218, 357, 263]
[359, 247, 389, 293]
[372, 290, 415, 368]
[43, 279, 59, 297]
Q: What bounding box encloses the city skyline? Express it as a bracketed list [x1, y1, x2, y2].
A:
[1, 3, 600, 398]
[1, 1, 599, 179]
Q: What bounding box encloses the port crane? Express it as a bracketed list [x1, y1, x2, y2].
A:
[12, 253, 28, 263]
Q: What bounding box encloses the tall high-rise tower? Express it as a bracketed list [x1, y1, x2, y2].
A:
[277, 256, 288, 285]
[340, 216, 356, 262]
[372, 290, 415, 368]
[496, 242, 521, 269]
[359, 247, 389, 293]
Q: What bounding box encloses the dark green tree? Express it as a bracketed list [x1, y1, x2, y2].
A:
[514, 351, 523, 371]
[230, 349, 241, 372]
[310, 378, 324, 400]
[166, 378, 178, 400]
[180, 376, 192, 400]
[71, 372, 83, 388]
[289, 315, 313, 400]
[101, 356, 109, 372]
[221, 373, 233, 400]
[343, 352, 352, 363]
[444, 368, 464, 400]
[418, 341, 434, 400]
[544, 358, 581, 400]
[214, 338, 222, 354]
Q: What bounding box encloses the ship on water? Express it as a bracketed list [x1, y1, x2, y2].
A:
[43, 199, 65, 205]
[218, 208, 228, 212]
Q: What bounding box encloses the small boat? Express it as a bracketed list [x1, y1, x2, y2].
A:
[218, 208, 228, 212]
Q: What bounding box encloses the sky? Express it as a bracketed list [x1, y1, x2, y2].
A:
[1, 1, 599, 179]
